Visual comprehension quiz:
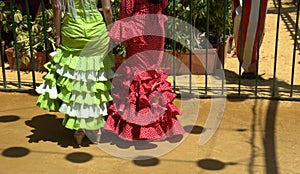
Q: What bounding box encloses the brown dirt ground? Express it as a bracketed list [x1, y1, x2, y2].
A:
[0, 0, 299, 174]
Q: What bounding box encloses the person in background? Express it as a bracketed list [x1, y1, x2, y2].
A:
[36, 0, 114, 145]
[232, 0, 268, 79]
[104, 0, 185, 141]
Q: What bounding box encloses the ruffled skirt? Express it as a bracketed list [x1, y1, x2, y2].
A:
[36, 49, 114, 130]
[104, 69, 184, 140]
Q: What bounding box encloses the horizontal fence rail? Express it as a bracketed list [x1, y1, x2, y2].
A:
[0, 0, 299, 101]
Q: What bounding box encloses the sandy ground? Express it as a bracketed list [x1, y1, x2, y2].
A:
[0, 0, 299, 174]
[0, 89, 299, 174]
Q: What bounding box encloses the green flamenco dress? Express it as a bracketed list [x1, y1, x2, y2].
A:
[36, 0, 114, 131]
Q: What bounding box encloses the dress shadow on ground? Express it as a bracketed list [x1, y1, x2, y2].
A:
[25, 114, 185, 150]
[98, 128, 185, 150]
[99, 130, 159, 150]
[25, 114, 93, 148]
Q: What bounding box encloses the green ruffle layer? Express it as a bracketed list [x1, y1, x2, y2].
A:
[36, 48, 114, 130]
[52, 49, 115, 71]
[57, 77, 112, 105]
[36, 92, 61, 111]
[63, 114, 106, 130]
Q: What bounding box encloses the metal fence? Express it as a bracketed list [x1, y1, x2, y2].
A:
[0, 0, 299, 101]
[0, 0, 50, 91]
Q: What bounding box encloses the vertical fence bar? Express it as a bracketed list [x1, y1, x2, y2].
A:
[238, 0, 245, 95]
[255, 0, 264, 96]
[172, 0, 177, 93]
[189, 0, 192, 93]
[222, 0, 228, 95]
[205, 0, 209, 95]
[25, 0, 36, 89]
[272, 0, 281, 97]
[9, 0, 21, 89]
[290, 0, 300, 97]
[41, 0, 49, 62]
[0, 29, 7, 88]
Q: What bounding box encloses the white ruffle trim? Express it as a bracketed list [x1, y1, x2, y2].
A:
[59, 102, 108, 118]
[55, 64, 114, 82]
[36, 81, 58, 99]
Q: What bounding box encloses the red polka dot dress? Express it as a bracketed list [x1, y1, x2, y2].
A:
[104, 0, 184, 140]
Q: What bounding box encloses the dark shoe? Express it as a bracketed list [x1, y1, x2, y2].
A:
[241, 72, 265, 80]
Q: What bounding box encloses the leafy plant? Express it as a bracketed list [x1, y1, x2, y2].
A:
[0, 0, 11, 33]
[31, 9, 56, 53]
[111, 0, 122, 21]
[164, 0, 192, 52]
[13, 9, 31, 65]
[110, 0, 127, 57]
[165, 0, 233, 51]
[191, 0, 233, 46]
[112, 44, 126, 57]
[13, 8, 55, 67]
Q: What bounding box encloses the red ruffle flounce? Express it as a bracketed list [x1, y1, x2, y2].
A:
[104, 70, 184, 140]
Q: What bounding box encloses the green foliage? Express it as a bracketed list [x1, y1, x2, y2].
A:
[0, 0, 12, 33]
[32, 9, 56, 53]
[109, 0, 127, 57]
[111, 0, 122, 21]
[165, 0, 233, 51]
[13, 9, 55, 66]
[191, 0, 233, 44]
[101, 0, 234, 53]
[164, 0, 192, 52]
[15, 9, 55, 66]
[0, 1, 56, 66]
[13, 10, 31, 65]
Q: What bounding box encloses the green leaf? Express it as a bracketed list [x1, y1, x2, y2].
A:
[21, 56, 30, 66]
[14, 11, 23, 23]
[0, 1, 5, 9]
